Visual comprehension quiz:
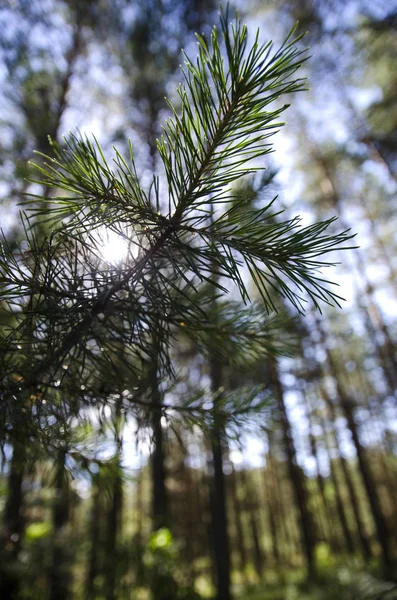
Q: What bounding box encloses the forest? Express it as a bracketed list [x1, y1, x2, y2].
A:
[0, 1, 397, 599]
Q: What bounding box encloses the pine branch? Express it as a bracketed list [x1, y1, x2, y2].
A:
[1, 9, 354, 394]
[158, 13, 307, 215]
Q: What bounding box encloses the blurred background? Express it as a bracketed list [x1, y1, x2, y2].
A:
[1, 1, 397, 599]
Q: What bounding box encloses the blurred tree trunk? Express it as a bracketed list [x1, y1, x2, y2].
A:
[306, 406, 337, 548]
[48, 449, 71, 600]
[305, 138, 397, 393]
[0, 437, 26, 599]
[268, 434, 300, 563]
[183, 457, 201, 586]
[336, 78, 397, 186]
[150, 346, 168, 531]
[262, 465, 280, 563]
[209, 356, 232, 600]
[269, 359, 317, 580]
[342, 399, 393, 569]
[229, 461, 248, 576]
[320, 418, 356, 555]
[133, 467, 146, 586]
[315, 321, 394, 570]
[104, 400, 123, 600]
[240, 468, 264, 579]
[318, 386, 373, 560]
[86, 472, 102, 599]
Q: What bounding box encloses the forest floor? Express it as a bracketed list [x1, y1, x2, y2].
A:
[240, 567, 397, 599]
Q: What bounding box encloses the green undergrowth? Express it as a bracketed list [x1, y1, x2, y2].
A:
[240, 568, 397, 600]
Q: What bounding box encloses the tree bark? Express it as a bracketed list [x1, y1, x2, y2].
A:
[104, 400, 123, 600]
[240, 468, 264, 578]
[150, 351, 168, 531]
[321, 421, 356, 555]
[262, 465, 280, 563]
[48, 449, 71, 600]
[104, 461, 123, 600]
[0, 439, 26, 600]
[209, 356, 232, 600]
[318, 386, 373, 561]
[269, 359, 317, 580]
[315, 320, 394, 570]
[229, 462, 248, 576]
[85, 473, 102, 599]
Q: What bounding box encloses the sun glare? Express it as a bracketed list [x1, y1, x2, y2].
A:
[96, 227, 139, 265]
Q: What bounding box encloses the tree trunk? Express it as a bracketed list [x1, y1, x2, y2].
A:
[85, 473, 102, 599]
[304, 134, 397, 393]
[48, 449, 71, 600]
[229, 462, 248, 576]
[105, 461, 122, 600]
[150, 353, 168, 531]
[342, 397, 393, 570]
[263, 465, 280, 563]
[306, 406, 337, 548]
[318, 386, 373, 560]
[269, 360, 317, 580]
[209, 356, 232, 600]
[315, 320, 394, 570]
[133, 468, 146, 586]
[240, 468, 264, 578]
[0, 438, 26, 599]
[104, 460, 123, 600]
[321, 421, 356, 555]
[104, 399, 123, 600]
[267, 440, 298, 563]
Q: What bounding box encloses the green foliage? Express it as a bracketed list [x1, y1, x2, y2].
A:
[0, 10, 354, 439]
[242, 568, 397, 600]
[314, 543, 337, 580]
[25, 521, 52, 542]
[144, 528, 201, 600]
[149, 527, 174, 551]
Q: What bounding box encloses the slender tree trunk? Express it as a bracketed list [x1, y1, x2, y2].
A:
[267, 443, 298, 563]
[306, 406, 337, 548]
[183, 458, 201, 586]
[339, 453, 373, 558]
[315, 320, 394, 570]
[240, 468, 264, 578]
[336, 78, 397, 186]
[209, 356, 232, 600]
[104, 400, 123, 600]
[358, 270, 397, 392]
[337, 457, 371, 557]
[250, 514, 264, 579]
[0, 438, 26, 600]
[48, 449, 71, 600]
[53, 24, 83, 143]
[262, 465, 280, 563]
[104, 460, 123, 600]
[348, 267, 397, 395]
[375, 453, 397, 526]
[320, 421, 356, 555]
[342, 397, 393, 569]
[269, 360, 317, 580]
[150, 350, 168, 531]
[133, 467, 145, 586]
[319, 392, 373, 560]
[304, 134, 397, 394]
[86, 473, 102, 599]
[229, 462, 248, 576]
[310, 386, 372, 558]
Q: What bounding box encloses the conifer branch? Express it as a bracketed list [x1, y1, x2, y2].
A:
[0, 10, 354, 395]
